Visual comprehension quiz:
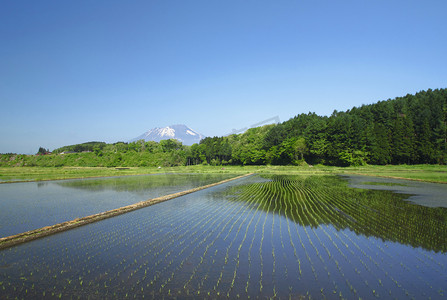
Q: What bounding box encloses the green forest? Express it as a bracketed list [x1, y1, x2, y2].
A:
[2, 88, 446, 167]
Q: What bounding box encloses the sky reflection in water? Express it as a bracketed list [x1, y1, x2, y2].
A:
[0, 174, 446, 299]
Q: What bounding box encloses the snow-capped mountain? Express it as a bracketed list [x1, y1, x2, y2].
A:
[130, 124, 205, 145]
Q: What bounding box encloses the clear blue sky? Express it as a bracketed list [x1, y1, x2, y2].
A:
[1, 0, 446, 154]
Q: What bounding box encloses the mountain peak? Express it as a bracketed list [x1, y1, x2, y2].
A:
[131, 124, 205, 145]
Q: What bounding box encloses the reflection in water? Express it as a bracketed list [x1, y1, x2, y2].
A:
[220, 175, 447, 252]
[344, 174, 447, 208]
[56, 173, 236, 193]
[0, 175, 446, 299]
[0, 173, 236, 238]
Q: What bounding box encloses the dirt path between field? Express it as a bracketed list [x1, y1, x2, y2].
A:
[0, 173, 253, 250]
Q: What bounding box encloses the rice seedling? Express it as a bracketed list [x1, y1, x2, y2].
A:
[1, 174, 446, 299]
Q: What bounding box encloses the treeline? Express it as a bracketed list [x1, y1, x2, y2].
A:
[2, 88, 446, 167]
[52, 142, 106, 154]
[1, 139, 187, 168]
[190, 88, 447, 166]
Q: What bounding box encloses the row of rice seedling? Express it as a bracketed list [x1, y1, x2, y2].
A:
[215, 181, 267, 297]
[302, 177, 412, 298]
[129, 201, 223, 292]
[296, 182, 354, 298]
[147, 185, 248, 293]
[303, 180, 385, 294]
[270, 183, 278, 297]
[300, 175, 446, 299]
[286, 183, 321, 285]
[291, 180, 354, 298]
[147, 177, 263, 298]
[224, 182, 267, 297]
[0, 181, 229, 298]
[174, 195, 249, 293]
[234, 174, 447, 299]
[0, 173, 237, 238]
[1, 174, 446, 299]
[244, 183, 269, 296]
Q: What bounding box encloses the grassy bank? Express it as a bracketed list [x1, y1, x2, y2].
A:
[1, 164, 446, 183]
[0, 167, 162, 182]
[337, 164, 447, 183]
[156, 164, 447, 183]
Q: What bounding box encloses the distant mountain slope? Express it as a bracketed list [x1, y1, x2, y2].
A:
[131, 124, 205, 145]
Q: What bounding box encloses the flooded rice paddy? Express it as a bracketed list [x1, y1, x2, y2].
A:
[1, 174, 446, 299]
[0, 173, 235, 238]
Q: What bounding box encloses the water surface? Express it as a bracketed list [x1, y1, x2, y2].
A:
[0, 174, 446, 299]
[0, 173, 235, 237]
[343, 174, 447, 208]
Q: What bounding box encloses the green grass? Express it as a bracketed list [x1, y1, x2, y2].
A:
[338, 164, 447, 183]
[0, 167, 160, 182]
[1, 164, 446, 183]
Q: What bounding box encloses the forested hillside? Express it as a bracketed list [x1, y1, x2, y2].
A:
[192, 88, 447, 166]
[1, 140, 186, 168]
[2, 88, 446, 167]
